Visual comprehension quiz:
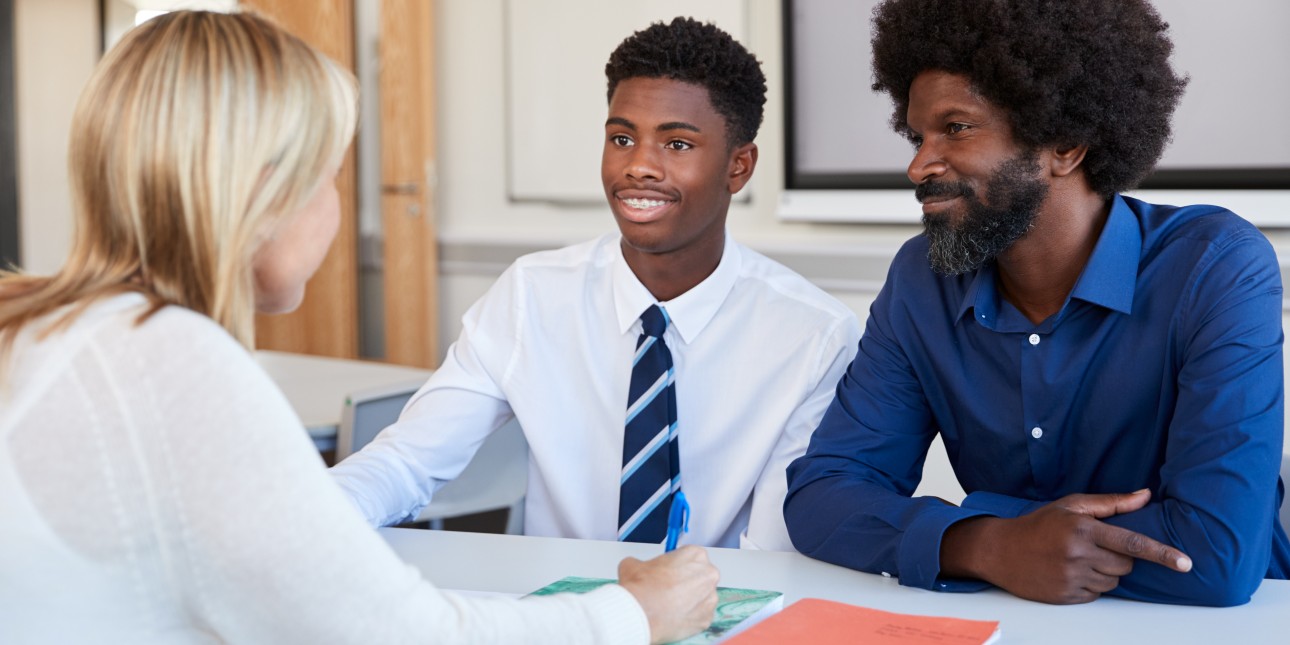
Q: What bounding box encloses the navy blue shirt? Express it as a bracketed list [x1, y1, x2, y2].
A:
[785, 196, 1290, 606]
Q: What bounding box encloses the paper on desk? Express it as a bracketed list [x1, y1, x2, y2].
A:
[724, 598, 1000, 645]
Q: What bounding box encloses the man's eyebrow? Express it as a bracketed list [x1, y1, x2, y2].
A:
[606, 117, 636, 129]
[935, 106, 982, 122]
[657, 121, 701, 134]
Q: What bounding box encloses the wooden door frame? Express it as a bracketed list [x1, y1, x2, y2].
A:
[377, 0, 439, 368]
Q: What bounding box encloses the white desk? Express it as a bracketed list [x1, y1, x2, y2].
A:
[381, 528, 1290, 644]
[256, 350, 431, 451]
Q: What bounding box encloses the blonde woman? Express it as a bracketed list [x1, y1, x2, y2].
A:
[0, 11, 716, 644]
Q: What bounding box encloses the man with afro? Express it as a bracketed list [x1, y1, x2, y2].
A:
[332, 17, 859, 552]
[786, 0, 1289, 606]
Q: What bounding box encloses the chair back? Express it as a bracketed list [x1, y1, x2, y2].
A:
[336, 380, 426, 461]
[1280, 452, 1290, 535]
[337, 380, 528, 533]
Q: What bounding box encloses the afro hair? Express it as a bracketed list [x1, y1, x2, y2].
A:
[871, 0, 1188, 197]
[606, 17, 766, 147]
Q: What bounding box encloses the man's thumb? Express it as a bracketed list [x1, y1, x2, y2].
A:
[1067, 489, 1152, 518]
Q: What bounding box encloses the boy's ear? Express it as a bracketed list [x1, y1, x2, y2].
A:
[727, 142, 758, 194]
[1048, 143, 1088, 178]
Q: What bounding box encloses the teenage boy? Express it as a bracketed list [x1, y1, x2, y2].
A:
[332, 17, 859, 550]
[785, 0, 1290, 606]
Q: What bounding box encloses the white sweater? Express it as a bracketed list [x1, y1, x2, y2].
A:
[0, 294, 649, 644]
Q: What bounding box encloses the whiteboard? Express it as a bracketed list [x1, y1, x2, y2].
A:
[505, 0, 747, 203]
[783, 0, 1290, 222]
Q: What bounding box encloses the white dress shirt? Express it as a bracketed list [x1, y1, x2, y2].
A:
[330, 233, 860, 550]
[0, 294, 647, 644]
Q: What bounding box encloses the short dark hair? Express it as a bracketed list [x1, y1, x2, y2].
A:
[871, 0, 1188, 197]
[605, 17, 766, 147]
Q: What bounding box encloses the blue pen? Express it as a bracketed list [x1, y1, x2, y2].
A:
[664, 491, 689, 552]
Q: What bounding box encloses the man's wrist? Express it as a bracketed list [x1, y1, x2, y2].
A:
[939, 515, 1002, 581]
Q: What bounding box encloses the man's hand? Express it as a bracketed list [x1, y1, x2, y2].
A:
[940, 489, 1192, 604]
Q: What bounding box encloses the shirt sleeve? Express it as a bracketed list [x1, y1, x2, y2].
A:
[1097, 231, 1284, 606]
[742, 314, 861, 552]
[139, 315, 650, 644]
[783, 269, 996, 592]
[330, 265, 525, 527]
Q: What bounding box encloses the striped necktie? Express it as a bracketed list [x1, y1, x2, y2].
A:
[618, 304, 680, 543]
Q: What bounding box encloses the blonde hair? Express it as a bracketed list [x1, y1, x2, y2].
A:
[0, 10, 357, 363]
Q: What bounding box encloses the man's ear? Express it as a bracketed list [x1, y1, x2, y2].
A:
[1049, 143, 1088, 178]
[727, 142, 758, 194]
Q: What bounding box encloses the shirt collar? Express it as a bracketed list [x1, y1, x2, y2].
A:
[955, 194, 1141, 324]
[612, 233, 741, 344]
[955, 264, 995, 325]
[1068, 194, 1140, 315]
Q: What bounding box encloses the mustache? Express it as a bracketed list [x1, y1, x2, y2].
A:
[915, 180, 974, 203]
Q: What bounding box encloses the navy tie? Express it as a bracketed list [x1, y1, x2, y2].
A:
[618, 304, 680, 543]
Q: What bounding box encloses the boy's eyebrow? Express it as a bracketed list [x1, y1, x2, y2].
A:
[657, 121, 701, 134]
[604, 117, 702, 134]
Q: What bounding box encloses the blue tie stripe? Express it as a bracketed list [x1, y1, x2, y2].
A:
[621, 422, 673, 484]
[633, 335, 657, 366]
[619, 304, 680, 543]
[624, 368, 674, 425]
[618, 480, 671, 541]
[619, 419, 673, 511]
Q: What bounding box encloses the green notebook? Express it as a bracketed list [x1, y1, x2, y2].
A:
[530, 576, 784, 644]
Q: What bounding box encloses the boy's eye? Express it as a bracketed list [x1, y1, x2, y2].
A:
[665, 140, 692, 151]
[610, 134, 634, 147]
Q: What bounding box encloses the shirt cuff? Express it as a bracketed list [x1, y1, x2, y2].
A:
[961, 491, 1044, 518]
[579, 584, 651, 645]
[897, 503, 997, 592]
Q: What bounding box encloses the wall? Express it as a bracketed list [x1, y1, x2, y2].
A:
[13, 0, 243, 278]
[14, 0, 97, 275]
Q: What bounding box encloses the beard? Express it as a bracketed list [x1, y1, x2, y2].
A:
[918, 152, 1049, 276]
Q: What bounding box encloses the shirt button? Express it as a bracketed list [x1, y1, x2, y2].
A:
[881, 571, 892, 578]
[1028, 334, 1040, 345]
[1031, 427, 1044, 439]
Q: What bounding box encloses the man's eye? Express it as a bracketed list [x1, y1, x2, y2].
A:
[665, 140, 692, 151]
[610, 134, 634, 147]
[947, 123, 969, 135]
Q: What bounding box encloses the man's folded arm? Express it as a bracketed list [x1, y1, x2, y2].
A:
[1102, 240, 1284, 606]
[785, 447, 996, 592]
[784, 306, 995, 592]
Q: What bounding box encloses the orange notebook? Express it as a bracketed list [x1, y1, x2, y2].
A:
[723, 598, 1000, 645]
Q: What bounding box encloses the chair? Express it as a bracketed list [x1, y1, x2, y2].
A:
[1280, 452, 1290, 535]
[336, 380, 528, 534]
